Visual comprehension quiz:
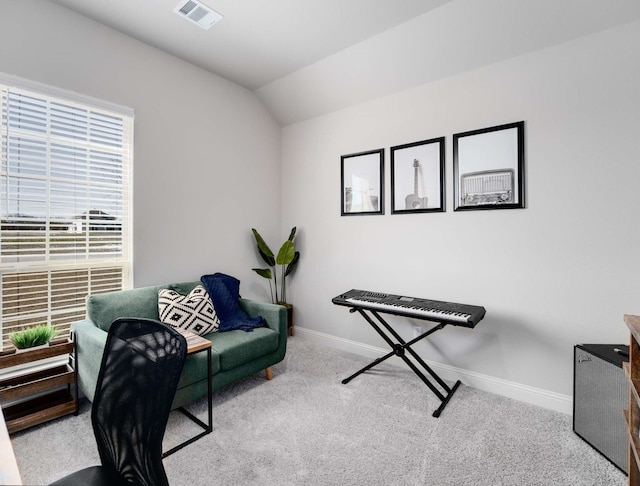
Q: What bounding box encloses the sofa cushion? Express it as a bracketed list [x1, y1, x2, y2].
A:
[208, 326, 279, 371]
[176, 347, 221, 390]
[87, 285, 163, 332]
[86, 281, 201, 332]
[166, 281, 201, 295]
[158, 285, 220, 336]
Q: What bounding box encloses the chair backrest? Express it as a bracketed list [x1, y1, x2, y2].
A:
[91, 318, 187, 486]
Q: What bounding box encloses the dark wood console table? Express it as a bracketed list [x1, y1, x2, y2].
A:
[0, 338, 78, 434]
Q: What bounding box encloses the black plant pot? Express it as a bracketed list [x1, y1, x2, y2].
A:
[277, 302, 294, 336]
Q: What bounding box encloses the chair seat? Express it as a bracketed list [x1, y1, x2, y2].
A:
[49, 465, 130, 486]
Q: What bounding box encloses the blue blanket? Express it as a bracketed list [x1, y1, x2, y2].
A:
[200, 273, 264, 332]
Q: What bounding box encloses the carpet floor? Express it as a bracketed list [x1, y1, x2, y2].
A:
[11, 337, 625, 485]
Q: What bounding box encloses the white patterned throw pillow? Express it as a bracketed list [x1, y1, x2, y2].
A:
[158, 285, 220, 335]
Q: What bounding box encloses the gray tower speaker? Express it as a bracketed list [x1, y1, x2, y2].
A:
[573, 344, 628, 473]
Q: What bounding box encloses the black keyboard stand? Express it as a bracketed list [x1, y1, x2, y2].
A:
[341, 307, 462, 418]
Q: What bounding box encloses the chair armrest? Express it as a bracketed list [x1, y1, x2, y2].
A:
[72, 319, 108, 402]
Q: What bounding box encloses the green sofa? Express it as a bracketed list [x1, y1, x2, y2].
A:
[72, 280, 287, 409]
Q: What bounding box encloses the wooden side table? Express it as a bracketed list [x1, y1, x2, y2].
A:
[0, 338, 78, 434]
[163, 329, 213, 458]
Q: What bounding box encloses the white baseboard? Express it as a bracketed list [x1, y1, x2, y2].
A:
[294, 327, 573, 415]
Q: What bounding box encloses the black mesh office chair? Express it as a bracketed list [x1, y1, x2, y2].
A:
[50, 318, 187, 486]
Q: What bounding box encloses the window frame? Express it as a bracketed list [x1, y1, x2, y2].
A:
[0, 73, 133, 348]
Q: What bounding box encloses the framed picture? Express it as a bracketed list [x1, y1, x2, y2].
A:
[453, 121, 525, 211]
[341, 149, 384, 216]
[390, 137, 445, 214]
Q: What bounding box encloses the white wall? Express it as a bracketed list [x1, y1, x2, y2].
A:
[281, 20, 640, 407]
[0, 0, 281, 295]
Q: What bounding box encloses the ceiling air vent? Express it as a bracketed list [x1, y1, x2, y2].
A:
[174, 0, 223, 30]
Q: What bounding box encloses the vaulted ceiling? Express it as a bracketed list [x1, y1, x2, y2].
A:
[51, 0, 640, 125]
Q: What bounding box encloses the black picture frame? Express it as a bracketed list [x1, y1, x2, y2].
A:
[341, 148, 384, 216]
[453, 121, 525, 211]
[390, 137, 445, 214]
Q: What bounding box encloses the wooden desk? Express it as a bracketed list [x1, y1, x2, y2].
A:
[163, 329, 213, 458]
[0, 408, 22, 485]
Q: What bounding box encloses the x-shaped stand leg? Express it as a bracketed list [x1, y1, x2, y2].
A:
[342, 308, 461, 417]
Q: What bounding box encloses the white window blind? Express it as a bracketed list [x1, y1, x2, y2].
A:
[0, 76, 133, 348]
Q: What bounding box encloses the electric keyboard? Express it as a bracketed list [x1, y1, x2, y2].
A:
[332, 289, 486, 328]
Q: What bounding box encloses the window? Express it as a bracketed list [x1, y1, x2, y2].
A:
[0, 74, 133, 347]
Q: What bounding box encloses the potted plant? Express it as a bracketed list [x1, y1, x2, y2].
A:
[251, 227, 300, 335]
[10, 324, 57, 351]
[251, 227, 300, 304]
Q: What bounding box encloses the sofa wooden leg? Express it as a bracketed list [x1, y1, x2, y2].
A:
[265, 368, 273, 380]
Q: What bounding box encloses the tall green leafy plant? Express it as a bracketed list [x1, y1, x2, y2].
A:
[251, 227, 300, 304]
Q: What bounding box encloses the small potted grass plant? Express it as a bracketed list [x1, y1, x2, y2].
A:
[10, 324, 57, 351]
